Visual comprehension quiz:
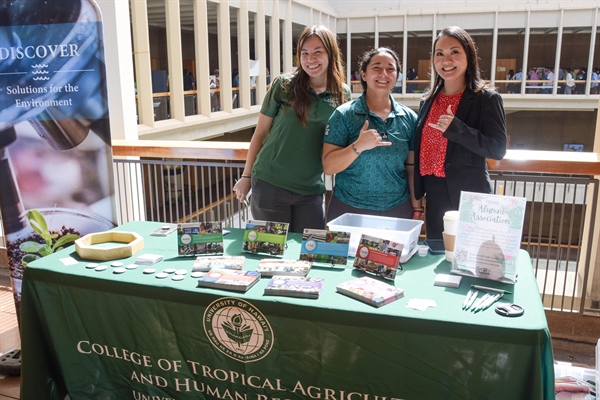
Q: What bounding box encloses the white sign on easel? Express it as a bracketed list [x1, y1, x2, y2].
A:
[451, 191, 526, 284]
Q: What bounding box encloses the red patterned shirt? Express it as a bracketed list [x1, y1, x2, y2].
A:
[420, 92, 463, 177]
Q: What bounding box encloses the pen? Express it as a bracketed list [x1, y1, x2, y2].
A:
[480, 293, 503, 312]
[463, 290, 477, 310]
[464, 291, 479, 311]
[462, 289, 474, 310]
[471, 293, 491, 312]
[471, 285, 512, 295]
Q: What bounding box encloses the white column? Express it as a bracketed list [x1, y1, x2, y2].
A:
[165, 0, 184, 121]
[194, 0, 211, 117]
[256, 0, 267, 103]
[238, 0, 251, 109]
[270, 1, 281, 78]
[97, 0, 138, 140]
[97, 0, 145, 221]
[218, 0, 233, 113]
[129, 0, 154, 128]
[283, 1, 293, 74]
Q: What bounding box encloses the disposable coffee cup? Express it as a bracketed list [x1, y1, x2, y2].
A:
[443, 211, 459, 236]
[442, 231, 456, 251]
[445, 250, 454, 263]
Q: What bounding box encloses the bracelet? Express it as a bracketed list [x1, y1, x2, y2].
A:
[241, 174, 252, 179]
[351, 143, 361, 156]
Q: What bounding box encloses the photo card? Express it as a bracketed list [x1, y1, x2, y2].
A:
[352, 234, 404, 280]
[177, 221, 224, 256]
[300, 229, 350, 265]
[242, 220, 289, 257]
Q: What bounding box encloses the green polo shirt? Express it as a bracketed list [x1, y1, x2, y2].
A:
[324, 93, 418, 210]
[252, 75, 351, 195]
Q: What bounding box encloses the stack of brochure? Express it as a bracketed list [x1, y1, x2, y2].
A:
[256, 259, 311, 277]
[336, 277, 404, 307]
[197, 269, 260, 292]
[264, 276, 324, 299]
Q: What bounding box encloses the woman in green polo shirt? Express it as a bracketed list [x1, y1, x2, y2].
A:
[322, 47, 422, 222]
[233, 25, 350, 233]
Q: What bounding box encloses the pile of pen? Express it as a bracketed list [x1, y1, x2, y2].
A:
[462, 285, 510, 313]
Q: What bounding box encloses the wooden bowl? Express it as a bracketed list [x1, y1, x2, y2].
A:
[75, 231, 144, 261]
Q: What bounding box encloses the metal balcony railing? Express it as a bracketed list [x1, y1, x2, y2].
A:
[112, 141, 600, 315]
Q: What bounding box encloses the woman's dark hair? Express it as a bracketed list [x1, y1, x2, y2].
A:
[283, 25, 347, 126]
[424, 26, 491, 100]
[358, 47, 401, 92]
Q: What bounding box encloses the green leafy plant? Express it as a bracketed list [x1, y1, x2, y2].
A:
[19, 210, 80, 266]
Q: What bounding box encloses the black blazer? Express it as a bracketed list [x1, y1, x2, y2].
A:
[413, 87, 507, 209]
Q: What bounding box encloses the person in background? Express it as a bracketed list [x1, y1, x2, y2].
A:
[210, 69, 220, 111]
[564, 68, 575, 95]
[544, 67, 554, 94]
[407, 67, 418, 93]
[506, 69, 515, 93]
[413, 26, 507, 239]
[394, 67, 403, 93]
[322, 47, 420, 222]
[183, 69, 196, 91]
[591, 67, 599, 94]
[512, 68, 523, 93]
[527, 68, 539, 93]
[233, 25, 351, 233]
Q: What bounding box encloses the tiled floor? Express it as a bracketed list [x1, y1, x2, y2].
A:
[0, 272, 20, 400]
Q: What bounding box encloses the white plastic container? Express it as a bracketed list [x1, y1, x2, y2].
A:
[327, 213, 424, 263]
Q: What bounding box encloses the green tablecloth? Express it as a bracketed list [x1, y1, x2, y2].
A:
[21, 221, 554, 400]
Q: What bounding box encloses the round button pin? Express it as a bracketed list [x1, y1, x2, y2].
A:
[125, 264, 138, 270]
[172, 275, 185, 281]
[143, 268, 156, 274]
[175, 269, 188, 275]
[111, 262, 124, 268]
[113, 268, 126, 274]
[191, 272, 205, 278]
[163, 268, 176, 274]
[155, 272, 169, 279]
[95, 265, 108, 272]
[86, 263, 99, 269]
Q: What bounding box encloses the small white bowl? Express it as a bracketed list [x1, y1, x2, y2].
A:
[417, 245, 429, 257]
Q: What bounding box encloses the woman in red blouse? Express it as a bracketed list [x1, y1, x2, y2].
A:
[413, 26, 507, 239]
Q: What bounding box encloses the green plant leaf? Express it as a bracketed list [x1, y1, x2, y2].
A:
[22, 254, 40, 267]
[20, 241, 44, 253]
[52, 234, 79, 252]
[27, 209, 48, 236]
[38, 248, 52, 257]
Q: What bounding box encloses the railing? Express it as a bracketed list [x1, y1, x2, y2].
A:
[112, 141, 600, 314]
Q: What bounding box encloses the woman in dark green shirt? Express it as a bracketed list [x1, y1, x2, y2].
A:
[233, 25, 350, 233]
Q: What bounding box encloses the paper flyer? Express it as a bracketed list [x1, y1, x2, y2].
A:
[452, 192, 526, 284]
[300, 229, 350, 265]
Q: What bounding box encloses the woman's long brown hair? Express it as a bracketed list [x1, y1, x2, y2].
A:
[284, 25, 347, 127]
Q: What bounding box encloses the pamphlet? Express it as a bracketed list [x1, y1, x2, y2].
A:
[192, 255, 245, 272]
[264, 276, 324, 299]
[196, 269, 260, 292]
[242, 220, 289, 256]
[452, 192, 526, 284]
[299, 229, 350, 265]
[256, 259, 311, 277]
[336, 276, 404, 307]
[352, 234, 404, 280]
[177, 222, 224, 256]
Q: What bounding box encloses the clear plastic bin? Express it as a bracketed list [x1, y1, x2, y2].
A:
[327, 213, 424, 263]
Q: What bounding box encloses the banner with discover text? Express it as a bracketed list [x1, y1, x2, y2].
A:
[0, 0, 116, 324]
